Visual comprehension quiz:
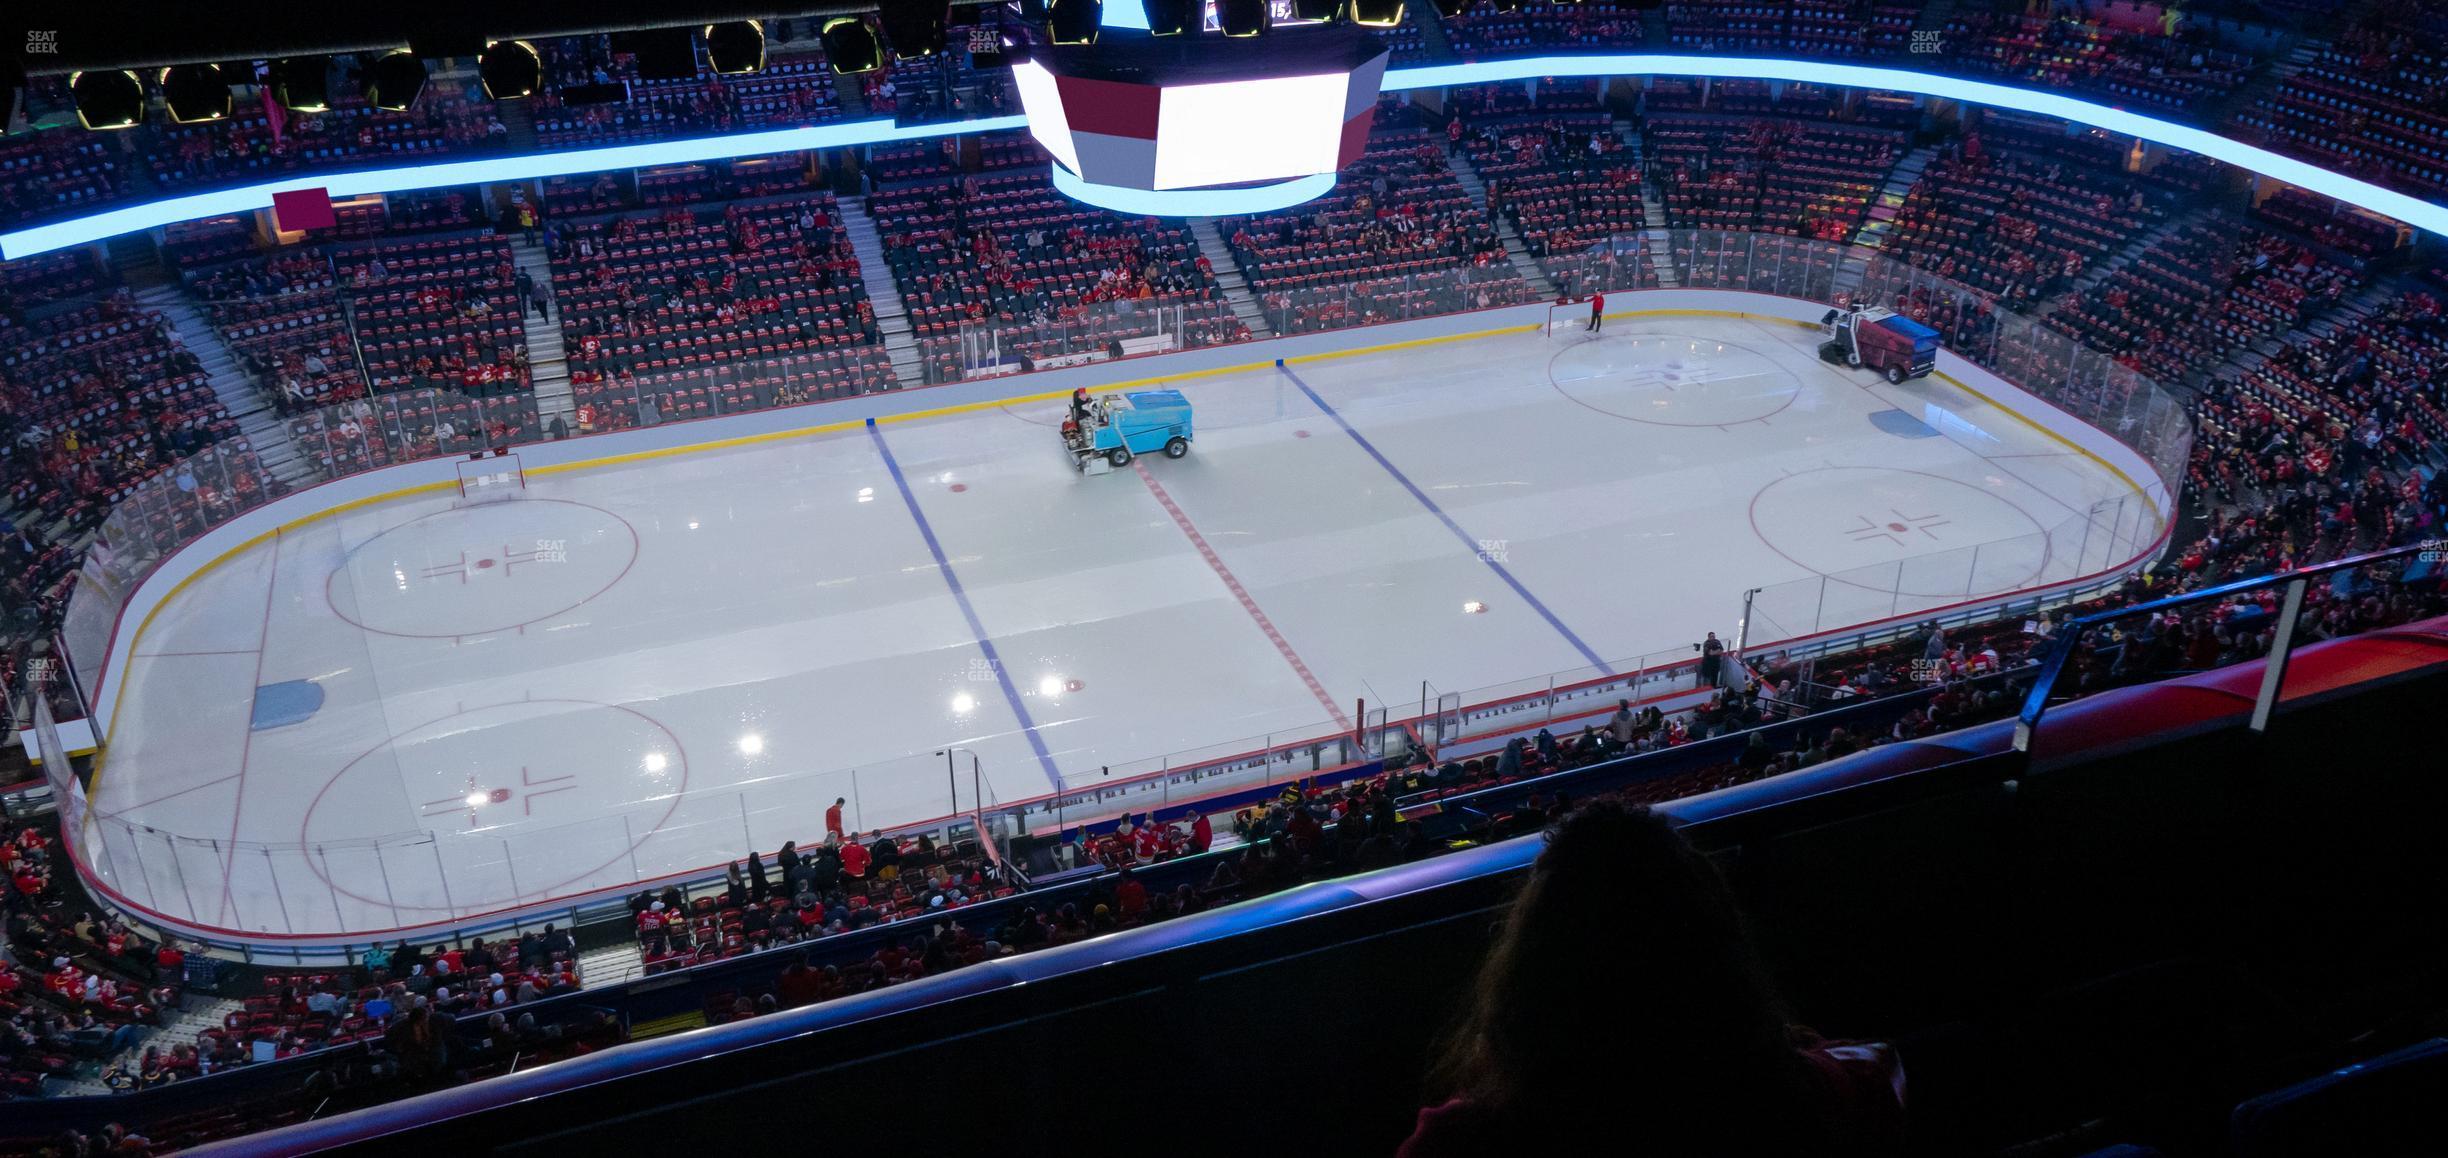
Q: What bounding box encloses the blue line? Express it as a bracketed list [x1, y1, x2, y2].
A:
[1276, 364, 1614, 674]
[866, 422, 1065, 790]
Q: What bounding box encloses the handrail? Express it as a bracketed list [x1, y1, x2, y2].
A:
[2014, 543, 2429, 749]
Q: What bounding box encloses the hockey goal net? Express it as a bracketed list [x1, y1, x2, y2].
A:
[1545, 298, 1603, 339]
[455, 451, 526, 502]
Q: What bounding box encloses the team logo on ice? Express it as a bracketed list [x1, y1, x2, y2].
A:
[1846, 510, 1952, 547]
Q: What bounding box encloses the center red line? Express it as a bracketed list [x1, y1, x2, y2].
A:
[1133, 461, 1353, 731]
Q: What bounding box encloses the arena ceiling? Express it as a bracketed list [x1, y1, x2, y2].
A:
[6, 2, 965, 73]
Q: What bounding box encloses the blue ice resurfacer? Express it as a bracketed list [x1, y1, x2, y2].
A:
[1064, 389, 1194, 474]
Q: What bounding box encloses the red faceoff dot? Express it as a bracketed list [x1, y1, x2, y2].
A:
[1294, 430, 1312, 439]
[949, 483, 968, 493]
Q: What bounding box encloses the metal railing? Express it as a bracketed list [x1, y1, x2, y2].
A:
[2014, 542, 2436, 752]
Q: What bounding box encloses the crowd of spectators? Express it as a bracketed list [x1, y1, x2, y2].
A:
[2049, 217, 2364, 383]
[0, 130, 127, 229]
[0, 291, 275, 636]
[871, 135, 1242, 382]
[1646, 113, 1903, 242]
[2204, 288, 2448, 485]
[144, 88, 506, 194]
[1443, 0, 1648, 59]
[1452, 82, 1650, 272]
[550, 194, 895, 431]
[2, 818, 184, 1102]
[1229, 109, 1526, 333]
[533, 36, 845, 149]
[1942, 6, 2255, 114]
[633, 826, 1017, 975]
[2234, 3, 2448, 201]
[1883, 128, 2164, 311]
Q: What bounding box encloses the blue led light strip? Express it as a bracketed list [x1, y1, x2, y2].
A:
[1049, 165, 1338, 216]
[5, 54, 2444, 259]
[0, 115, 1024, 260]
[1379, 55, 2448, 236]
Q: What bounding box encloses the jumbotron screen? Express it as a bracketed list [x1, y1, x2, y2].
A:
[1010, 24, 1388, 192]
[1200, 1, 1330, 32]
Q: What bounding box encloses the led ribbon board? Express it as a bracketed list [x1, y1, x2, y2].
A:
[6, 54, 2445, 259]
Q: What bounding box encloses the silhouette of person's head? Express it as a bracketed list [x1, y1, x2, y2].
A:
[1428, 801, 1816, 1151]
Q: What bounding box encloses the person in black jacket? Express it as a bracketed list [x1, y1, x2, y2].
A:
[747, 851, 771, 903]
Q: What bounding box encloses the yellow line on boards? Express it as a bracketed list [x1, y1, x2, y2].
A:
[1930, 371, 2161, 525]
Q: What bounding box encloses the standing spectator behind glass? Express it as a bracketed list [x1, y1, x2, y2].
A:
[1403, 801, 1906, 1156]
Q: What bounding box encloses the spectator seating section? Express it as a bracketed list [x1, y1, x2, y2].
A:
[1648, 114, 1904, 242]
[2237, 33, 2448, 201]
[1666, 0, 1877, 56]
[2251, 187, 2407, 259]
[1453, 82, 1651, 270]
[0, 250, 111, 312]
[534, 41, 845, 149]
[1443, 0, 1647, 58]
[208, 288, 364, 411]
[870, 136, 1242, 383]
[1941, 10, 2253, 113]
[0, 132, 125, 227]
[551, 195, 895, 431]
[334, 236, 528, 396]
[2048, 217, 2364, 384]
[2189, 289, 2448, 510]
[146, 96, 505, 192]
[1222, 109, 1527, 334]
[1879, 132, 2163, 311]
[633, 835, 1020, 976]
[0, 298, 271, 628]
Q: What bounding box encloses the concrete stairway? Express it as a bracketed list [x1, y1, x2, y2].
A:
[1191, 219, 1275, 338]
[508, 239, 573, 429]
[496, 100, 540, 155]
[1850, 144, 1938, 251]
[568, 939, 654, 990]
[1612, 123, 1682, 289]
[1444, 148, 1559, 300]
[833, 199, 927, 388]
[130, 282, 314, 489]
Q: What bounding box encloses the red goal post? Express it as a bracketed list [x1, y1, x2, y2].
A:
[1544, 296, 1604, 338]
[454, 451, 526, 502]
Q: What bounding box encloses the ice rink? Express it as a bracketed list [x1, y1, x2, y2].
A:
[85, 315, 2150, 936]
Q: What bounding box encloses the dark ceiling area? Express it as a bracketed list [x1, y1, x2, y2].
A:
[6, 2, 985, 74]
